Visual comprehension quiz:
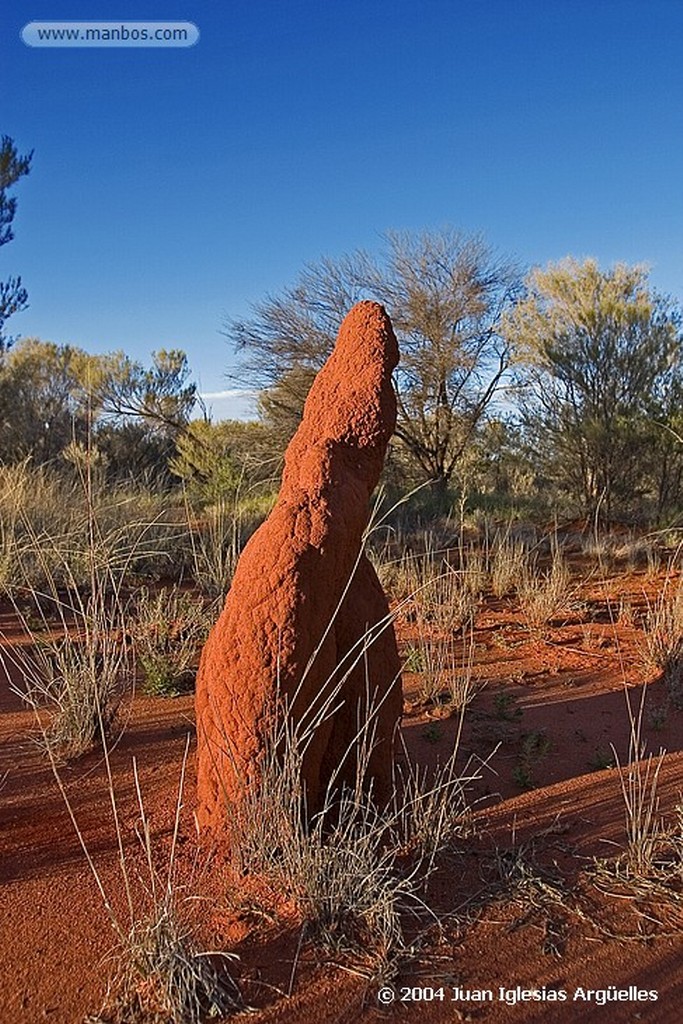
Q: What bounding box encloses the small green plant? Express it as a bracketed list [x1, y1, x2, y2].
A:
[589, 746, 616, 771]
[512, 763, 533, 789]
[421, 722, 443, 744]
[402, 643, 425, 673]
[646, 701, 669, 732]
[513, 730, 552, 789]
[130, 586, 211, 696]
[493, 691, 523, 721]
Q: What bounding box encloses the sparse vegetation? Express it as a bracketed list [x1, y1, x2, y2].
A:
[130, 585, 212, 696]
[517, 547, 571, 630]
[491, 535, 528, 598]
[219, 668, 482, 976]
[641, 576, 683, 708]
[2, 232, 683, 1019]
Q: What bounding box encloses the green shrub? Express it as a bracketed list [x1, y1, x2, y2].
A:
[130, 586, 212, 696]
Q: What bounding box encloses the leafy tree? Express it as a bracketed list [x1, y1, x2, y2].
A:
[169, 418, 277, 505]
[0, 136, 33, 352]
[96, 348, 197, 435]
[0, 340, 199, 472]
[227, 229, 521, 496]
[0, 338, 97, 463]
[504, 259, 683, 521]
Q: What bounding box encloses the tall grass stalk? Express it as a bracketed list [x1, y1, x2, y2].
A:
[641, 574, 683, 708]
[183, 490, 243, 601]
[610, 680, 668, 879]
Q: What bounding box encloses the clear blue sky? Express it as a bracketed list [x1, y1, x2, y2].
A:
[2, 0, 682, 419]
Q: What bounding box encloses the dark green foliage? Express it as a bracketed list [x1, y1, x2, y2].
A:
[0, 136, 33, 351]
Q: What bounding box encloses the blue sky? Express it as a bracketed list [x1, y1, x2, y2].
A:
[2, 0, 682, 420]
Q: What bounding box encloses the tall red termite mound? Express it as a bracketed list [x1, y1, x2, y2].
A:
[195, 301, 403, 832]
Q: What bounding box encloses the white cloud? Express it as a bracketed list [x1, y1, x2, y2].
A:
[199, 388, 260, 400]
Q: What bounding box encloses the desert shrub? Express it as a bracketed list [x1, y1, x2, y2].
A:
[130, 586, 212, 696]
[613, 537, 661, 575]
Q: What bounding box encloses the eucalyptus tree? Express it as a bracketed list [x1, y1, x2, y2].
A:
[504, 258, 683, 520]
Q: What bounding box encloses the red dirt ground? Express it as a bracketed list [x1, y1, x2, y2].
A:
[1, 565, 682, 1023]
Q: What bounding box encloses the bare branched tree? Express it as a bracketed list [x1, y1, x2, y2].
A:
[225, 229, 521, 493]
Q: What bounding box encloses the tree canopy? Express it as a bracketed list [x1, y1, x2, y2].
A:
[228, 228, 521, 494]
[0, 339, 198, 471]
[504, 258, 683, 520]
[0, 136, 33, 351]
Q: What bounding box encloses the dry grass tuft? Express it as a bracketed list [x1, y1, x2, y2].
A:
[490, 537, 528, 598]
[218, 671, 485, 977]
[517, 549, 570, 630]
[641, 577, 683, 708]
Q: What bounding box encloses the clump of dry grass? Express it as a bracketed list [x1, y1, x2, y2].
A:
[641, 577, 683, 708]
[220, 663, 484, 976]
[73, 740, 242, 1023]
[0, 459, 188, 596]
[409, 627, 479, 713]
[417, 563, 479, 635]
[517, 549, 570, 630]
[614, 744, 667, 879]
[185, 497, 242, 601]
[27, 623, 129, 759]
[590, 683, 676, 896]
[90, 901, 239, 1024]
[490, 537, 528, 598]
[3, 552, 133, 759]
[3, 508, 135, 759]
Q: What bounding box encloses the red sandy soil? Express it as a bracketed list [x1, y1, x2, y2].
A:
[1, 565, 682, 1024]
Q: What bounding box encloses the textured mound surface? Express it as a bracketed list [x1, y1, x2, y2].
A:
[195, 301, 403, 831]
